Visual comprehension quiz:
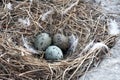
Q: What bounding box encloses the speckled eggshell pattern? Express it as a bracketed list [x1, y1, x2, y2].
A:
[45, 46, 63, 60]
[53, 34, 69, 51]
[34, 33, 52, 51]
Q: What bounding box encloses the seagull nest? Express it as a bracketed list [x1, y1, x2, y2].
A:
[0, 0, 117, 80]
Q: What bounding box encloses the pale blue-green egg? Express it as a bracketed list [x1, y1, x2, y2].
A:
[45, 46, 63, 60]
[34, 33, 51, 51]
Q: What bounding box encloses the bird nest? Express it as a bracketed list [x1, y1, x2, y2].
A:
[0, 0, 117, 80]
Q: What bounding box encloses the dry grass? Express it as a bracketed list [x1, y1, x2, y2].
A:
[0, 0, 117, 80]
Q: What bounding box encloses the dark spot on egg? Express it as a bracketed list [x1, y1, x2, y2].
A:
[40, 42, 43, 45]
[41, 38, 44, 40]
[49, 53, 52, 56]
[41, 48, 44, 50]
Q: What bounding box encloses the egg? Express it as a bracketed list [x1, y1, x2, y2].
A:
[45, 46, 63, 60]
[53, 33, 69, 51]
[34, 33, 52, 51]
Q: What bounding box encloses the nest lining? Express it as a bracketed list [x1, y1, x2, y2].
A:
[0, 0, 117, 80]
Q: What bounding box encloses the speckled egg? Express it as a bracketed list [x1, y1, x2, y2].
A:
[45, 46, 63, 60]
[53, 33, 69, 51]
[34, 33, 52, 51]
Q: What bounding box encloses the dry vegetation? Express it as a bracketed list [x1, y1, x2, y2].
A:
[0, 0, 117, 80]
